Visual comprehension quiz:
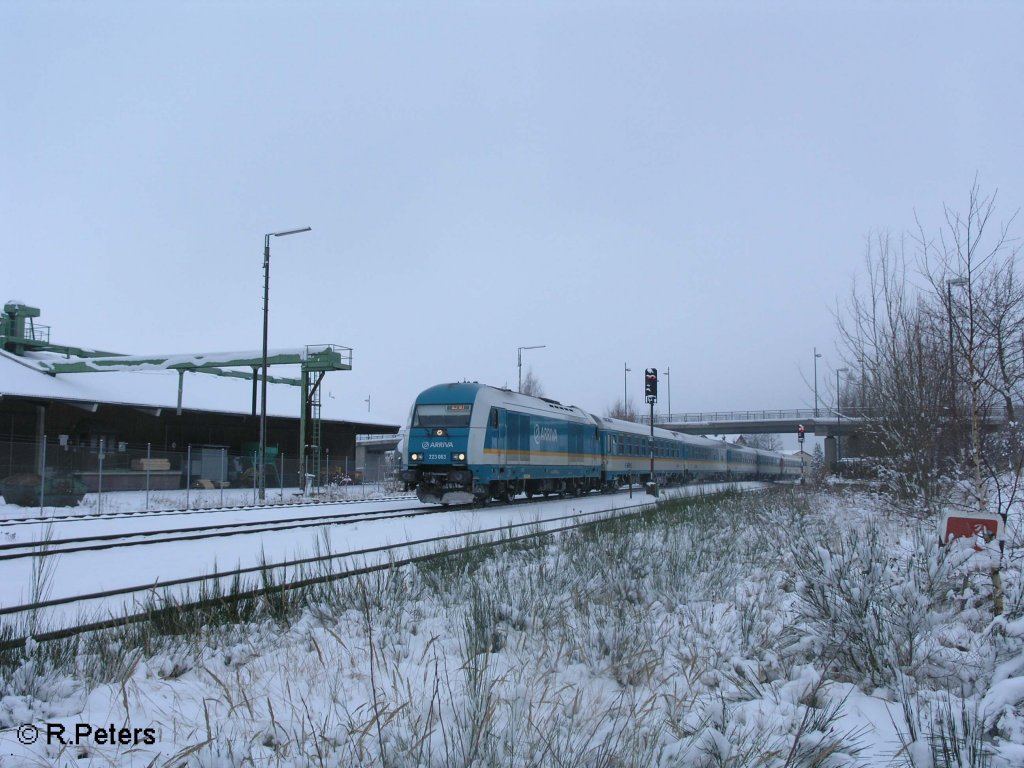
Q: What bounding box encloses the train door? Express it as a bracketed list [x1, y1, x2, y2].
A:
[489, 407, 507, 467]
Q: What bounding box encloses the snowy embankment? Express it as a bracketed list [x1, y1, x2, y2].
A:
[1, 488, 1024, 766]
[0, 483, 751, 630]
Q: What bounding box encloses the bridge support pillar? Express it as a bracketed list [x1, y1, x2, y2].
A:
[824, 435, 837, 473]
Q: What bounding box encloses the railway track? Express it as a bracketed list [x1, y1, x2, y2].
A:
[0, 485, 663, 560]
[0, 497, 667, 649]
[0, 482, 768, 650]
[0, 503, 434, 561]
[0, 491, 418, 527]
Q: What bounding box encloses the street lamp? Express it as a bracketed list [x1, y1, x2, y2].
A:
[813, 347, 823, 417]
[947, 277, 968, 415]
[836, 367, 849, 470]
[947, 276, 985, 512]
[517, 345, 545, 392]
[624, 363, 631, 413]
[665, 366, 671, 419]
[260, 226, 311, 502]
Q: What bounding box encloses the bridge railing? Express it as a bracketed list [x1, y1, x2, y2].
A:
[641, 405, 1018, 425]
[644, 409, 820, 425]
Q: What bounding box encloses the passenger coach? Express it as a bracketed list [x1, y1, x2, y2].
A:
[403, 382, 801, 505]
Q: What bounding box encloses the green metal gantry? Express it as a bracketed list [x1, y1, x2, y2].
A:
[2, 302, 353, 487]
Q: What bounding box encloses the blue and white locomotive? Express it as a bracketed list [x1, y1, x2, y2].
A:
[403, 382, 801, 505]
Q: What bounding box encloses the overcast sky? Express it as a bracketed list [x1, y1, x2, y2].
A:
[4, 1, 1023, 430]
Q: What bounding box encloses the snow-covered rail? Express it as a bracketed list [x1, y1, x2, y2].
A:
[0, 482, 771, 650]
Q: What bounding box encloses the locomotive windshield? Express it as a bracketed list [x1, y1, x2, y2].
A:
[412, 403, 472, 428]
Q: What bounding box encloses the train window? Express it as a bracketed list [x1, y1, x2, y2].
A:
[413, 404, 473, 428]
[490, 408, 499, 429]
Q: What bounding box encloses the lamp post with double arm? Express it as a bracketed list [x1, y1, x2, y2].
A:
[947, 277, 968, 417]
[260, 226, 311, 502]
[624, 363, 631, 415]
[813, 347, 822, 417]
[835, 367, 849, 471]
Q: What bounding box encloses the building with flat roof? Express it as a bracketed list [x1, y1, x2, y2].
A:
[1, 302, 398, 492]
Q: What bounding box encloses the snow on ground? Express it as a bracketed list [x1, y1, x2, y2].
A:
[0, 486, 1022, 766]
[0, 483, 728, 630]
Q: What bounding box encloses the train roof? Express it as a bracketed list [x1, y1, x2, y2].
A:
[596, 414, 727, 446]
[414, 382, 490, 404]
[413, 382, 594, 421]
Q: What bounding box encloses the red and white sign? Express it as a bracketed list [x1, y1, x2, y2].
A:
[939, 511, 1004, 548]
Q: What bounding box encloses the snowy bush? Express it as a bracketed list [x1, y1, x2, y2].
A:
[4, 489, 1024, 765]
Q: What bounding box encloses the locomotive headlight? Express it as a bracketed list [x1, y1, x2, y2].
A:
[410, 452, 422, 462]
[452, 452, 467, 463]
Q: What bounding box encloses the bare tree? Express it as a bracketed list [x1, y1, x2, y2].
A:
[520, 368, 545, 398]
[917, 182, 1022, 517]
[835, 181, 1022, 543]
[606, 398, 639, 422]
[835, 231, 955, 512]
[739, 433, 782, 451]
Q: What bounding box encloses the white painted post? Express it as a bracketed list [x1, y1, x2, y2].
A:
[39, 434, 46, 514]
[98, 438, 105, 515]
[186, 445, 191, 509]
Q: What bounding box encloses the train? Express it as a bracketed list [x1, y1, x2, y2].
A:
[402, 382, 803, 505]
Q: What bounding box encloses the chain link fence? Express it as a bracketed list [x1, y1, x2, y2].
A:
[0, 435, 401, 515]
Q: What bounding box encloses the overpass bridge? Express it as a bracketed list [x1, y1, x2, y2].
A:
[641, 406, 1014, 470]
[642, 406, 1014, 437]
[641, 409, 863, 469]
[643, 409, 861, 438]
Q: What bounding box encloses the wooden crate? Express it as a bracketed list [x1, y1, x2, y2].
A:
[130, 458, 172, 471]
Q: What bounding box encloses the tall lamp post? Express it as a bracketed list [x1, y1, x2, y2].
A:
[517, 345, 546, 392]
[665, 366, 671, 419]
[260, 226, 311, 502]
[947, 278, 968, 416]
[835, 367, 849, 470]
[624, 363, 631, 413]
[813, 347, 822, 417]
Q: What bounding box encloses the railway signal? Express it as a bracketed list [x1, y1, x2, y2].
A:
[645, 368, 658, 497]
[645, 368, 658, 403]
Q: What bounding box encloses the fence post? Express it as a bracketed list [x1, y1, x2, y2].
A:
[186, 444, 191, 509]
[145, 442, 151, 510]
[98, 438, 104, 515]
[221, 447, 226, 507]
[280, 452, 284, 501]
[252, 450, 257, 505]
[39, 434, 46, 514]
